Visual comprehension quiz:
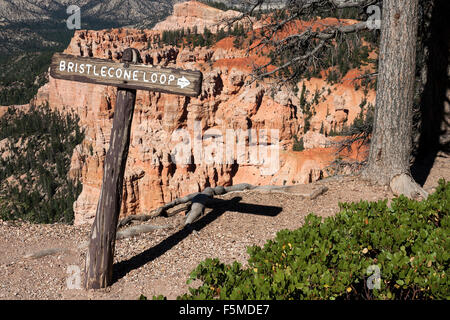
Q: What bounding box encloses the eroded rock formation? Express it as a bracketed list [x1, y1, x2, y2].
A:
[31, 2, 375, 225]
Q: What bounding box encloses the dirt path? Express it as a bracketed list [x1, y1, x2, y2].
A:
[0, 155, 448, 300]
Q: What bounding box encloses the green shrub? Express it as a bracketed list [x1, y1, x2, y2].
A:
[292, 136, 304, 152]
[177, 180, 449, 300]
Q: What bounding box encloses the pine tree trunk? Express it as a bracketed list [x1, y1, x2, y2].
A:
[363, 0, 426, 198]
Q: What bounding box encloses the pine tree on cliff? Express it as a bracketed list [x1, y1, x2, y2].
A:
[234, 0, 449, 198]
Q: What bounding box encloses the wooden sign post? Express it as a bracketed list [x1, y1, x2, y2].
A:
[50, 48, 202, 289]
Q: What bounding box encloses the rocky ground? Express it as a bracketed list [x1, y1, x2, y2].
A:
[0, 155, 448, 300]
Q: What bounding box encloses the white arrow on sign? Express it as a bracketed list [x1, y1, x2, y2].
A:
[177, 76, 191, 89]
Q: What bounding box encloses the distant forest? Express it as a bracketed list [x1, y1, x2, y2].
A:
[0, 104, 84, 223]
[199, 0, 243, 11]
[0, 11, 164, 106]
[0, 21, 75, 106]
[158, 23, 248, 48]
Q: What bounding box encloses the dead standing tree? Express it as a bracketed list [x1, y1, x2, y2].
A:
[229, 0, 429, 198]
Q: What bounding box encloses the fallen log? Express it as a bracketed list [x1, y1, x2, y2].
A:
[23, 183, 328, 260]
[165, 202, 191, 217]
[117, 214, 156, 228]
[117, 183, 329, 227]
[116, 224, 172, 240]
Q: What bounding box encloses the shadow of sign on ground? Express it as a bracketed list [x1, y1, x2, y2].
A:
[112, 197, 282, 283]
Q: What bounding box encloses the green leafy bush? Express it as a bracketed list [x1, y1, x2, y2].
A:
[292, 136, 304, 152]
[177, 180, 449, 300]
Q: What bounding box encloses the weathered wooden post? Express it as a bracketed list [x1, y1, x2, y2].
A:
[50, 47, 202, 289]
[83, 48, 139, 289]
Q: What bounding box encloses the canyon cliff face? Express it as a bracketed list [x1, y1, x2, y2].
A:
[153, 1, 243, 33]
[32, 1, 375, 225]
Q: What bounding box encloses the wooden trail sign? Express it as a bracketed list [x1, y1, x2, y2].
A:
[52, 48, 202, 289]
[50, 52, 202, 97]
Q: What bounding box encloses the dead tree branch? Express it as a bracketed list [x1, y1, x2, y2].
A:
[222, 0, 377, 84]
[118, 182, 328, 228]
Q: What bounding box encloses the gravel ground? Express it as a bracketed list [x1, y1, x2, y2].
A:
[0, 155, 448, 300]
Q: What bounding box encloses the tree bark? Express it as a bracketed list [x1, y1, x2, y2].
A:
[363, 0, 426, 198]
[84, 48, 139, 289]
